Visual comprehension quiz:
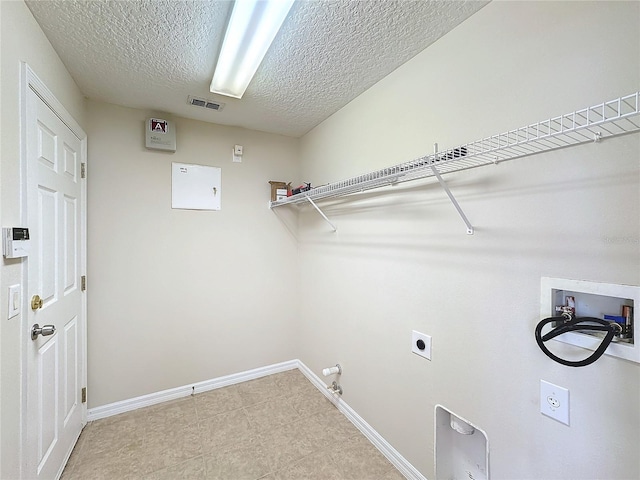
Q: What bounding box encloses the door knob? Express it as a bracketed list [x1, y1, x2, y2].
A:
[31, 324, 56, 340]
[31, 294, 43, 310]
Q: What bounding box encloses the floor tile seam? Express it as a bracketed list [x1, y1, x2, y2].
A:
[195, 401, 244, 415]
[197, 399, 283, 434]
[71, 437, 146, 467]
[378, 465, 406, 479]
[257, 418, 344, 475]
[301, 409, 339, 430]
[196, 453, 228, 480]
[238, 391, 292, 410]
[254, 411, 317, 438]
[310, 432, 357, 462]
[200, 445, 276, 480]
[78, 424, 201, 473]
[242, 405, 265, 432]
[142, 419, 202, 437]
[140, 400, 198, 426]
[311, 432, 371, 469]
[242, 393, 295, 412]
[144, 404, 199, 423]
[198, 420, 262, 458]
[150, 453, 205, 478]
[251, 425, 288, 477]
[271, 446, 344, 479]
[291, 404, 337, 423]
[194, 402, 247, 424]
[242, 401, 305, 432]
[139, 444, 204, 477]
[73, 434, 204, 475]
[330, 435, 400, 478]
[332, 431, 382, 457]
[287, 393, 321, 413]
[329, 452, 393, 480]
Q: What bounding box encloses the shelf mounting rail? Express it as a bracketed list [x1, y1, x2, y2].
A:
[270, 92, 640, 233]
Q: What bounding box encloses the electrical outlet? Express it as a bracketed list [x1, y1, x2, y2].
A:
[412, 330, 432, 360]
[540, 380, 569, 425]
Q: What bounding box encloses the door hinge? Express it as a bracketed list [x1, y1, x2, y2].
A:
[81, 163, 86, 179]
[81, 275, 86, 291]
[81, 387, 87, 403]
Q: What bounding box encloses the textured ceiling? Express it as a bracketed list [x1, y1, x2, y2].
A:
[26, 0, 487, 138]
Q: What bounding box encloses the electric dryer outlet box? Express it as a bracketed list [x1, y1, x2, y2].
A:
[3, 227, 30, 258]
[412, 330, 432, 360]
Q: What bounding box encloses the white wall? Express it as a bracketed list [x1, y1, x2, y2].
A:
[297, 2, 639, 479]
[0, 1, 86, 478]
[85, 101, 300, 408]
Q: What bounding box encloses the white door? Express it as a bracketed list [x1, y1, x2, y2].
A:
[24, 70, 87, 480]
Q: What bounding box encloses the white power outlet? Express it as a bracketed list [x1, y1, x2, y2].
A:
[411, 330, 431, 360]
[540, 380, 569, 425]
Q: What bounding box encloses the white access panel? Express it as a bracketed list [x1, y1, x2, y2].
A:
[171, 163, 221, 210]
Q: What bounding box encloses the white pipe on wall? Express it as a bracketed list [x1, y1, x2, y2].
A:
[322, 364, 342, 376]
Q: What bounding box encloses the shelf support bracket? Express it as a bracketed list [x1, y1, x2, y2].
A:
[306, 196, 337, 232]
[432, 144, 474, 235]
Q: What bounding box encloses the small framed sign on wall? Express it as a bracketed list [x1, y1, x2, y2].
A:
[171, 163, 221, 210]
[146, 117, 176, 152]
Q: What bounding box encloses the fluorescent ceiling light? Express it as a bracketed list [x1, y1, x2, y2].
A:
[210, 0, 295, 99]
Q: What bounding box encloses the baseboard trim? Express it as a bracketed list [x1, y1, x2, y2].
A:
[87, 360, 298, 421]
[296, 362, 427, 480]
[87, 359, 426, 480]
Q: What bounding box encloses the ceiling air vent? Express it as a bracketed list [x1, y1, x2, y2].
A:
[187, 96, 225, 112]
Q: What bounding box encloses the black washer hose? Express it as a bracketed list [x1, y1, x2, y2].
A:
[535, 314, 621, 367]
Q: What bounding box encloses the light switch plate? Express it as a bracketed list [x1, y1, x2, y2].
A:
[540, 380, 569, 425]
[8, 284, 20, 319]
[412, 330, 432, 360]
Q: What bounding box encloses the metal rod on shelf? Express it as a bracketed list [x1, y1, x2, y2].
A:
[432, 144, 474, 235]
[306, 196, 337, 232]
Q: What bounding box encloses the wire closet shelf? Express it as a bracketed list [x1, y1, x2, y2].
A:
[270, 92, 640, 208]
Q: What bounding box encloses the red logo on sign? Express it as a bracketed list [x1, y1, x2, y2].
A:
[150, 119, 168, 134]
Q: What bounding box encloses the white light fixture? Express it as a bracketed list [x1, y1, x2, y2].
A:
[210, 0, 295, 99]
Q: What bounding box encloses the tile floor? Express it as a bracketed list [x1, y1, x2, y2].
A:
[61, 369, 406, 480]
